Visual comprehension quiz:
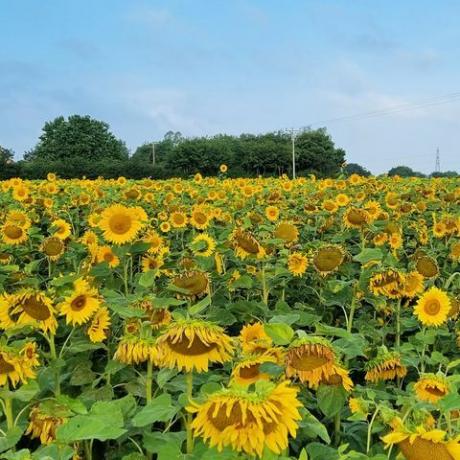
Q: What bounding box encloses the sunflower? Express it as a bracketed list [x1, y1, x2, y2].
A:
[170, 211, 188, 229]
[450, 242, 460, 261]
[0, 290, 57, 333]
[274, 222, 299, 244]
[0, 252, 12, 264]
[335, 193, 350, 207]
[265, 206, 280, 222]
[172, 271, 209, 299]
[0, 349, 22, 387]
[343, 207, 369, 229]
[59, 278, 101, 325]
[114, 335, 160, 365]
[26, 402, 69, 445]
[369, 269, 404, 298]
[98, 204, 147, 245]
[51, 219, 72, 240]
[144, 230, 164, 254]
[365, 350, 407, 383]
[188, 380, 302, 457]
[156, 319, 234, 372]
[349, 397, 368, 416]
[96, 245, 120, 268]
[6, 210, 31, 229]
[231, 353, 279, 386]
[41, 236, 65, 261]
[2, 222, 28, 245]
[373, 232, 388, 246]
[191, 233, 216, 258]
[219, 164, 228, 173]
[415, 255, 439, 278]
[313, 364, 354, 392]
[322, 199, 338, 213]
[239, 323, 273, 355]
[414, 374, 450, 404]
[87, 307, 111, 343]
[287, 252, 308, 277]
[286, 337, 336, 387]
[190, 208, 210, 229]
[232, 228, 266, 259]
[141, 254, 165, 273]
[312, 245, 345, 275]
[382, 425, 460, 460]
[414, 287, 451, 327]
[402, 271, 425, 298]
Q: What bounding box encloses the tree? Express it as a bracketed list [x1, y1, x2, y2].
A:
[388, 166, 425, 178]
[430, 171, 458, 178]
[25, 115, 129, 162]
[294, 128, 345, 177]
[344, 162, 371, 177]
[0, 145, 14, 165]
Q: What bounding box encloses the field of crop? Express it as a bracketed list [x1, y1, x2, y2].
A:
[0, 172, 459, 460]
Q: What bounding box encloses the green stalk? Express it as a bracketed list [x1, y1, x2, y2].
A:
[3, 395, 14, 431]
[186, 372, 194, 454]
[333, 411, 341, 446]
[49, 333, 61, 396]
[146, 360, 153, 403]
[395, 299, 401, 349]
[261, 264, 268, 306]
[367, 407, 380, 454]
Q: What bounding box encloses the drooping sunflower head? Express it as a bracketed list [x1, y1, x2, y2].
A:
[114, 334, 160, 365]
[402, 271, 425, 298]
[0, 348, 22, 387]
[188, 380, 302, 458]
[369, 268, 404, 299]
[156, 319, 234, 373]
[239, 322, 273, 355]
[415, 254, 439, 279]
[26, 401, 70, 445]
[274, 221, 299, 244]
[231, 228, 265, 259]
[312, 245, 345, 276]
[286, 337, 337, 387]
[365, 350, 407, 383]
[172, 271, 209, 299]
[313, 364, 354, 392]
[40, 236, 65, 261]
[414, 287, 451, 327]
[231, 353, 279, 386]
[343, 207, 370, 229]
[87, 307, 111, 343]
[414, 373, 450, 404]
[98, 204, 147, 245]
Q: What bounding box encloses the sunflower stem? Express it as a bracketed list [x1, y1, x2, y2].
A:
[261, 264, 269, 306]
[49, 333, 61, 397]
[186, 372, 194, 454]
[395, 299, 401, 349]
[366, 406, 380, 454]
[123, 259, 129, 295]
[333, 411, 341, 446]
[347, 297, 357, 333]
[146, 360, 153, 403]
[3, 395, 14, 431]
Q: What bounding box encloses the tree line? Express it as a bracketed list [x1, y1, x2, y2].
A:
[0, 115, 457, 179]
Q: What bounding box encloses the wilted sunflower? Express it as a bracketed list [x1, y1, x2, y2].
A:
[2, 222, 28, 245]
[191, 233, 216, 257]
[365, 350, 407, 383]
[414, 374, 450, 404]
[402, 271, 425, 298]
[59, 278, 101, 325]
[312, 245, 345, 276]
[0, 290, 57, 333]
[286, 337, 336, 387]
[231, 353, 279, 386]
[232, 228, 266, 259]
[87, 307, 111, 343]
[274, 221, 299, 244]
[26, 402, 70, 445]
[414, 287, 451, 327]
[98, 204, 147, 245]
[172, 270, 209, 299]
[188, 380, 302, 457]
[343, 207, 369, 229]
[156, 319, 234, 372]
[40, 236, 65, 261]
[313, 364, 354, 392]
[369, 269, 404, 299]
[287, 252, 308, 277]
[382, 425, 460, 460]
[415, 254, 439, 279]
[239, 322, 273, 355]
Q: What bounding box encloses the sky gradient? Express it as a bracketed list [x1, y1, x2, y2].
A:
[1, 0, 459, 174]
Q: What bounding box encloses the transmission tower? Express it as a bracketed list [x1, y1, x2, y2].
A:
[435, 148, 440, 173]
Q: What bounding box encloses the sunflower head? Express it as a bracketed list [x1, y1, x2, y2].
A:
[312, 245, 345, 275]
[343, 207, 369, 229]
[414, 287, 451, 327]
[26, 401, 70, 445]
[239, 323, 273, 355]
[231, 353, 278, 386]
[172, 271, 209, 299]
[369, 268, 404, 298]
[365, 350, 407, 383]
[41, 236, 65, 261]
[415, 254, 439, 278]
[232, 228, 265, 259]
[414, 373, 450, 404]
[274, 222, 299, 244]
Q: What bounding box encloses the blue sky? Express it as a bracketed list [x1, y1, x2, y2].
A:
[1, 0, 459, 173]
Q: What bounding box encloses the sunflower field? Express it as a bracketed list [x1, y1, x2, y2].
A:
[0, 171, 460, 460]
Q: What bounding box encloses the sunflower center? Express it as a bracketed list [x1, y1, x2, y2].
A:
[235, 232, 259, 253]
[289, 348, 330, 371]
[22, 295, 51, 320]
[208, 402, 257, 431]
[4, 225, 23, 239]
[424, 299, 441, 316]
[426, 385, 446, 397]
[400, 438, 454, 460]
[0, 355, 15, 374]
[168, 335, 217, 356]
[43, 238, 64, 256]
[104, 252, 114, 262]
[347, 209, 366, 225]
[71, 295, 87, 311]
[416, 257, 438, 277]
[239, 364, 260, 379]
[193, 212, 207, 225]
[173, 273, 208, 296]
[314, 248, 343, 272]
[109, 214, 132, 235]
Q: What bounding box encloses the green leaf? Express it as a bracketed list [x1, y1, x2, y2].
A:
[89, 262, 111, 277]
[153, 297, 186, 308]
[317, 385, 347, 418]
[300, 409, 331, 443]
[0, 427, 24, 454]
[32, 445, 75, 460]
[264, 323, 294, 345]
[439, 393, 460, 412]
[315, 323, 352, 339]
[269, 313, 300, 325]
[11, 380, 39, 402]
[306, 443, 340, 460]
[142, 431, 186, 454]
[138, 270, 156, 288]
[188, 295, 211, 316]
[353, 248, 383, 264]
[299, 448, 309, 460]
[130, 241, 152, 254]
[132, 394, 178, 427]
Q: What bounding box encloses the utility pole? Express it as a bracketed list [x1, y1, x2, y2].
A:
[291, 131, 296, 179]
[286, 126, 310, 179]
[151, 142, 156, 167]
[435, 147, 440, 173]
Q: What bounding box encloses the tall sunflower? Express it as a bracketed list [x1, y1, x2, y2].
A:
[156, 319, 234, 372]
[414, 287, 451, 327]
[414, 374, 450, 404]
[98, 204, 147, 245]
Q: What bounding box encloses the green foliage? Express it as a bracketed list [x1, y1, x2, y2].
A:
[388, 165, 425, 177]
[344, 162, 371, 177]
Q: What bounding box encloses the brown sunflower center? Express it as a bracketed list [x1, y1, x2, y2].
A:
[313, 248, 343, 272]
[21, 295, 51, 320]
[238, 363, 260, 379]
[424, 299, 441, 316]
[400, 438, 454, 460]
[416, 256, 439, 278]
[288, 346, 332, 372]
[0, 354, 15, 374]
[347, 209, 367, 225]
[4, 225, 23, 239]
[425, 385, 446, 397]
[43, 238, 64, 256]
[173, 272, 208, 296]
[235, 231, 259, 254]
[193, 212, 207, 225]
[109, 214, 132, 235]
[168, 335, 217, 356]
[208, 402, 256, 431]
[71, 295, 87, 311]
